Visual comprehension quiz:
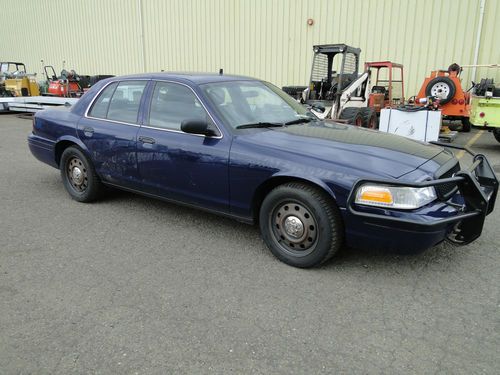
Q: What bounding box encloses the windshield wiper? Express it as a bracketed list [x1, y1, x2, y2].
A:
[285, 117, 313, 125]
[235, 122, 285, 129]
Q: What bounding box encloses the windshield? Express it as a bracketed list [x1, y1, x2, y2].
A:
[200, 80, 316, 129]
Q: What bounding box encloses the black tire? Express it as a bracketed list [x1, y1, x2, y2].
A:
[282, 85, 307, 100]
[60, 146, 103, 202]
[493, 129, 500, 143]
[259, 182, 344, 268]
[461, 117, 471, 132]
[339, 107, 364, 126]
[360, 107, 378, 129]
[425, 77, 456, 105]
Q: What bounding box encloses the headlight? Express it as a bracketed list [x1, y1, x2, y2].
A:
[355, 184, 437, 210]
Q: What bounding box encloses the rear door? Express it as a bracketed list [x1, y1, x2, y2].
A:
[77, 80, 148, 187]
[136, 80, 231, 212]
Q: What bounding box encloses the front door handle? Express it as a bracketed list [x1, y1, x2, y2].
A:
[139, 136, 156, 144]
[83, 126, 94, 137]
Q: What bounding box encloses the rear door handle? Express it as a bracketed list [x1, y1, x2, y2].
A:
[83, 126, 94, 137]
[139, 136, 156, 144]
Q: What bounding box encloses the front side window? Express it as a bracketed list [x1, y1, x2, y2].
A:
[201, 80, 314, 129]
[88, 81, 147, 124]
[148, 82, 207, 131]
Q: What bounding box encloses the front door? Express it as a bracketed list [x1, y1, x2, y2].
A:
[136, 81, 230, 212]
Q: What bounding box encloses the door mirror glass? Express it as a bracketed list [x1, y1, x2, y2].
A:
[181, 119, 216, 136]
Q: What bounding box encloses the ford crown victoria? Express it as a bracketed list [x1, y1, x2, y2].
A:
[28, 73, 498, 267]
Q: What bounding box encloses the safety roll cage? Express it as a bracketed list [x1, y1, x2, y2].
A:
[347, 142, 498, 245]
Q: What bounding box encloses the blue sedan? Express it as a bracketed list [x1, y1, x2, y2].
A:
[28, 73, 498, 267]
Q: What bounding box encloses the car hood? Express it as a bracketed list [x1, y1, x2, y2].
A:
[238, 122, 449, 179]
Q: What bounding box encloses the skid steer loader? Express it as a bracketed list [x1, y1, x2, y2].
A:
[283, 44, 376, 128]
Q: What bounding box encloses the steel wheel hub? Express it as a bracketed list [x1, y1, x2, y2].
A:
[271, 201, 318, 254]
[67, 157, 88, 192]
[71, 167, 83, 184]
[430, 83, 450, 99]
[284, 215, 304, 238]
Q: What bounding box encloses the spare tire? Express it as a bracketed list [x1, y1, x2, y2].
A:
[339, 107, 364, 127]
[425, 77, 456, 104]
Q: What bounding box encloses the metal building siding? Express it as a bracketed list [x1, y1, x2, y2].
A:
[0, 0, 498, 95]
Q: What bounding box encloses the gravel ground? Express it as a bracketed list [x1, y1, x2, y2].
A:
[1, 113, 499, 374]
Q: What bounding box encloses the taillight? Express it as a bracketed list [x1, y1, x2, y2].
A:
[451, 98, 458, 105]
[458, 99, 464, 105]
[479, 112, 485, 118]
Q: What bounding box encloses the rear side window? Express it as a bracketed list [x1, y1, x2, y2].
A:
[148, 82, 207, 130]
[88, 81, 147, 124]
[88, 82, 117, 118]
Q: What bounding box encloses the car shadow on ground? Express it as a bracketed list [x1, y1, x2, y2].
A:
[98, 187, 463, 271]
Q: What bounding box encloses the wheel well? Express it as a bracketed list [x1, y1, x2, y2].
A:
[54, 140, 78, 167]
[251, 176, 335, 223]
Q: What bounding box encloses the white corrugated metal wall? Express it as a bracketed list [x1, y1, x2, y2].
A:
[1, 0, 499, 95]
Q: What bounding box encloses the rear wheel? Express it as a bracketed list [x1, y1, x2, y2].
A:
[360, 107, 378, 129]
[493, 129, 500, 143]
[60, 146, 103, 202]
[259, 182, 344, 268]
[461, 117, 471, 132]
[339, 107, 364, 127]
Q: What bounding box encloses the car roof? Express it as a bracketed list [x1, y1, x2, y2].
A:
[110, 72, 258, 85]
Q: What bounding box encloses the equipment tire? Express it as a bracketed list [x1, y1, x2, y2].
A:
[493, 129, 500, 143]
[461, 117, 471, 132]
[339, 107, 364, 126]
[425, 77, 456, 104]
[282, 86, 307, 100]
[360, 107, 378, 129]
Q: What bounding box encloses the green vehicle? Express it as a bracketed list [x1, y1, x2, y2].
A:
[469, 78, 500, 143]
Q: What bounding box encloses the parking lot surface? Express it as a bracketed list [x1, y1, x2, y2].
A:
[1, 113, 499, 374]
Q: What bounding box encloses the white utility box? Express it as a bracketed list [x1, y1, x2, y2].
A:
[379, 108, 442, 142]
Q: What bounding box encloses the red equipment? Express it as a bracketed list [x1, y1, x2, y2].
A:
[44, 66, 83, 98]
[365, 61, 405, 113]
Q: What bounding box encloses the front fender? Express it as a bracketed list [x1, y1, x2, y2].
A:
[270, 171, 338, 201]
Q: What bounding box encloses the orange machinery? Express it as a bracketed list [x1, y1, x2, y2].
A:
[415, 65, 471, 131]
[365, 61, 405, 113]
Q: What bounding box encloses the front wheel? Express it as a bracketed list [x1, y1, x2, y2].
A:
[259, 182, 344, 268]
[60, 146, 103, 202]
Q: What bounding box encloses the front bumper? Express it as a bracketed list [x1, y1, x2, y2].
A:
[346, 142, 498, 251]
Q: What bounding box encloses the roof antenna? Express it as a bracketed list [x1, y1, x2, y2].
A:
[219, 68, 223, 75]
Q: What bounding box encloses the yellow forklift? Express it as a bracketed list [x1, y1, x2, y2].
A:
[0, 62, 40, 97]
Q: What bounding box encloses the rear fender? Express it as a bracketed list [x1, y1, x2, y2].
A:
[54, 135, 91, 166]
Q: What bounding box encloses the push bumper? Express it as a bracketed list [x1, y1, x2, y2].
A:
[346, 143, 498, 250]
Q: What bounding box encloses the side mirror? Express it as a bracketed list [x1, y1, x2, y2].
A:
[181, 119, 217, 137]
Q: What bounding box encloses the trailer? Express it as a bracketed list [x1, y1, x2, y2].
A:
[0, 96, 78, 113]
